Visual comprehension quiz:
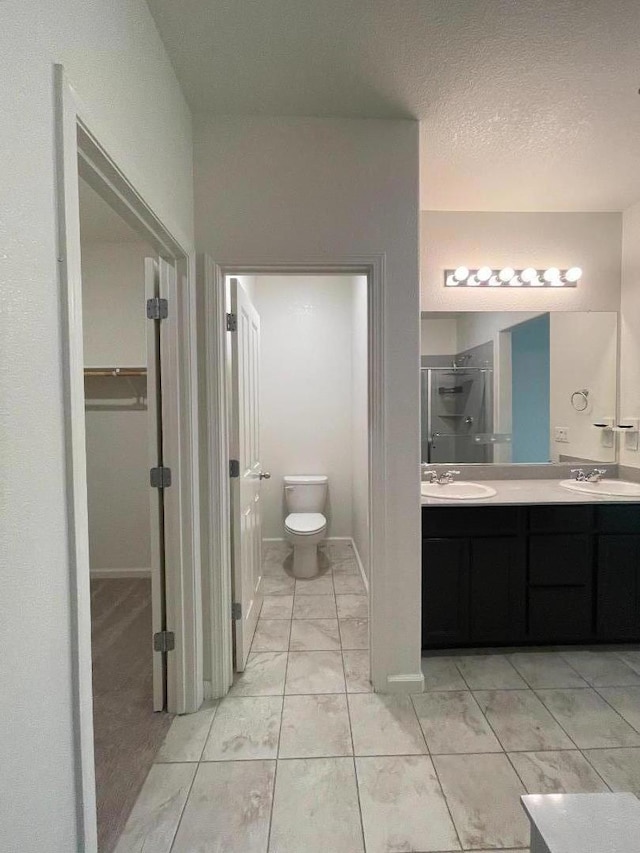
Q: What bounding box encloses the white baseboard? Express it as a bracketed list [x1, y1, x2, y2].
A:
[385, 672, 425, 694]
[90, 567, 151, 579]
[350, 537, 369, 594]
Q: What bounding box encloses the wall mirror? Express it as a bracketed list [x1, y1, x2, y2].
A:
[421, 311, 618, 466]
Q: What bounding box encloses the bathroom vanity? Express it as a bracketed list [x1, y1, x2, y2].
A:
[421, 484, 640, 649]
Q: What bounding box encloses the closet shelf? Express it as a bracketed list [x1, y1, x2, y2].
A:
[84, 367, 147, 377]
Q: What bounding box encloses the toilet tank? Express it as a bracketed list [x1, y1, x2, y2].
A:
[284, 475, 328, 513]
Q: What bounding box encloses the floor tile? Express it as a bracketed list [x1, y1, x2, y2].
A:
[456, 654, 528, 689]
[269, 758, 364, 853]
[155, 702, 217, 763]
[202, 697, 282, 761]
[333, 574, 366, 595]
[285, 651, 345, 694]
[292, 594, 337, 619]
[509, 750, 609, 794]
[339, 617, 369, 650]
[433, 753, 530, 849]
[356, 756, 460, 853]
[336, 594, 368, 618]
[294, 575, 334, 595]
[260, 595, 294, 619]
[279, 694, 352, 758]
[537, 688, 640, 748]
[349, 694, 427, 756]
[343, 650, 372, 693]
[509, 652, 588, 688]
[412, 691, 502, 754]
[289, 618, 340, 651]
[262, 576, 295, 596]
[561, 651, 640, 687]
[616, 649, 640, 675]
[421, 656, 468, 691]
[474, 690, 574, 751]
[113, 763, 196, 853]
[171, 760, 275, 853]
[252, 620, 291, 652]
[229, 652, 288, 697]
[582, 747, 640, 796]
[598, 686, 640, 732]
[331, 557, 360, 575]
[262, 561, 290, 578]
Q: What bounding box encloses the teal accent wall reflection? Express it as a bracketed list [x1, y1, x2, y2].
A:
[511, 314, 550, 462]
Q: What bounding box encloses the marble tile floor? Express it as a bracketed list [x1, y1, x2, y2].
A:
[115, 544, 640, 853]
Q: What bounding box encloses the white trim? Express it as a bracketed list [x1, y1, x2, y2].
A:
[385, 672, 425, 694]
[350, 537, 369, 595]
[55, 65, 202, 851]
[202, 258, 389, 695]
[90, 568, 151, 579]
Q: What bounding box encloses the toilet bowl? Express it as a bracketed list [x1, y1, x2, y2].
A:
[283, 475, 328, 578]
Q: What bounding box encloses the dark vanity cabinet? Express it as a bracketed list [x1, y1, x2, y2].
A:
[422, 502, 640, 649]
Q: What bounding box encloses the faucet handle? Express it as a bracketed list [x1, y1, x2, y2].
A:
[570, 468, 585, 480]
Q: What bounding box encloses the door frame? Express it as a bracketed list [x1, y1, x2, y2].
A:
[201, 257, 386, 698]
[55, 67, 202, 850]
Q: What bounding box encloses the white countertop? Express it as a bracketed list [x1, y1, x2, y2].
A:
[421, 478, 640, 507]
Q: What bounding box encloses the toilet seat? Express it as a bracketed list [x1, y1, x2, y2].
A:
[284, 512, 326, 536]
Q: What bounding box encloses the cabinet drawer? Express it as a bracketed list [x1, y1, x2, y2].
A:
[596, 505, 640, 534]
[529, 535, 592, 586]
[422, 506, 520, 538]
[528, 505, 593, 533]
[529, 587, 593, 641]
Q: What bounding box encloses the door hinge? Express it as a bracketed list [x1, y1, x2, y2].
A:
[229, 459, 240, 478]
[150, 466, 172, 488]
[226, 312, 237, 332]
[146, 297, 168, 320]
[153, 630, 175, 653]
[232, 602, 242, 620]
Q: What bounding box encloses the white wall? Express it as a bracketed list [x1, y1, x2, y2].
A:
[351, 276, 369, 578]
[194, 115, 420, 690]
[81, 242, 151, 572]
[456, 312, 542, 353]
[250, 275, 356, 540]
[549, 313, 618, 464]
[421, 212, 622, 312]
[420, 318, 457, 355]
[0, 1, 193, 847]
[620, 201, 640, 468]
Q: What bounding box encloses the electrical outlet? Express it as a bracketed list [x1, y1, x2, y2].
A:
[554, 427, 569, 443]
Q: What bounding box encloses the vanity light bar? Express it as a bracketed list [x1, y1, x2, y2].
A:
[444, 267, 582, 288]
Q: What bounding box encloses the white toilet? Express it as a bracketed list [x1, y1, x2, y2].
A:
[283, 475, 328, 578]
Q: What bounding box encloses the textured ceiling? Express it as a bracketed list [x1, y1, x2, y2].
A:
[146, 0, 640, 211]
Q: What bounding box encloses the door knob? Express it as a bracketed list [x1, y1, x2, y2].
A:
[259, 471, 271, 480]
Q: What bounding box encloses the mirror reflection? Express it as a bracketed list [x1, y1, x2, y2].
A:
[421, 312, 618, 465]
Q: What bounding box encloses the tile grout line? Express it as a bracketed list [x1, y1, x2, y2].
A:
[592, 684, 640, 736]
[344, 663, 367, 852]
[167, 757, 200, 853]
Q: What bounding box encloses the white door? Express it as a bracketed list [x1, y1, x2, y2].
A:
[145, 257, 176, 710]
[230, 278, 265, 670]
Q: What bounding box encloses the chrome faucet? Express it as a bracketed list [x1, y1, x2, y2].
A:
[421, 465, 438, 484]
[570, 469, 587, 481]
[571, 468, 607, 483]
[439, 470, 461, 485]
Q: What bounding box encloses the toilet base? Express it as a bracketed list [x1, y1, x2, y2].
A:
[291, 543, 320, 579]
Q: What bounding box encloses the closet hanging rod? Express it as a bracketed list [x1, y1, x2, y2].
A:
[84, 367, 147, 377]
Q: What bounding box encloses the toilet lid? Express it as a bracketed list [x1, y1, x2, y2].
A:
[284, 513, 326, 535]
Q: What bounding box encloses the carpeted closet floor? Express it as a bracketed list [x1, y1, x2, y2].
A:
[91, 577, 173, 853]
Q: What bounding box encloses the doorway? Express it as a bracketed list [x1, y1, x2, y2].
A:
[226, 273, 370, 678]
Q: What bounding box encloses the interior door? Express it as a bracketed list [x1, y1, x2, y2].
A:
[145, 258, 168, 710]
[230, 277, 264, 670]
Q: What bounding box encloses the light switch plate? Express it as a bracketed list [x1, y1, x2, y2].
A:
[554, 427, 569, 443]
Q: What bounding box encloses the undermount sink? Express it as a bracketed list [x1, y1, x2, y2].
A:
[421, 481, 497, 501]
[559, 479, 640, 497]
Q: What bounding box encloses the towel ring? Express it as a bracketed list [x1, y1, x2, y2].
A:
[571, 389, 589, 412]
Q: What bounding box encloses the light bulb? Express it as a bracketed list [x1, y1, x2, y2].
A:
[498, 267, 515, 283]
[445, 275, 459, 287]
[509, 276, 523, 287]
[488, 275, 501, 286]
[543, 267, 560, 283]
[477, 266, 492, 282]
[453, 266, 469, 282]
[467, 274, 480, 286]
[565, 266, 582, 282]
[521, 267, 537, 283]
[531, 275, 544, 287]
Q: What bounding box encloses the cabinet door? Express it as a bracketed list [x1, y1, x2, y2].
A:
[597, 535, 640, 641]
[469, 537, 526, 643]
[422, 538, 469, 647]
